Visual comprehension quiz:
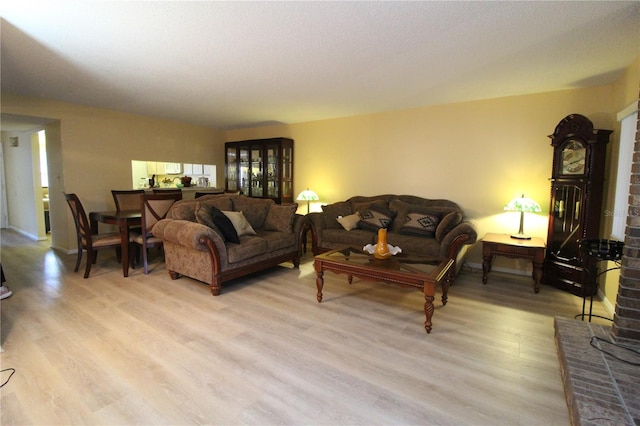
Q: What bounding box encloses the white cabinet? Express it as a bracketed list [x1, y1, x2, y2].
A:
[164, 163, 181, 174]
[183, 163, 206, 175]
[147, 162, 159, 175]
[192, 164, 204, 175]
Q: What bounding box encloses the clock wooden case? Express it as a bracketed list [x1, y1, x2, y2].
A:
[543, 114, 612, 296]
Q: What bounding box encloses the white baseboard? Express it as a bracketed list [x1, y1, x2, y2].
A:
[466, 262, 532, 277]
[466, 262, 615, 318]
[9, 226, 40, 241]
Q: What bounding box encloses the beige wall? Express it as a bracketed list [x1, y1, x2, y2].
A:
[2, 55, 638, 309]
[226, 86, 616, 271]
[1, 93, 225, 252]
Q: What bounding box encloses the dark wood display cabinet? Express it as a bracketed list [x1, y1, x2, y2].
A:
[543, 114, 612, 296]
[225, 137, 294, 204]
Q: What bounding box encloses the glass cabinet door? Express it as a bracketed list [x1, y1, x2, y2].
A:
[265, 143, 279, 199]
[225, 147, 238, 191]
[249, 146, 263, 198]
[550, 184, 582, 261]
[239, 148, 250, 196]
[281, 144, 293, 203]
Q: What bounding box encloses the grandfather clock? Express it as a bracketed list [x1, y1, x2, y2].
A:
[543, 114, 612, 296]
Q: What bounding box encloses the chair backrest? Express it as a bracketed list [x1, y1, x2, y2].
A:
[141, 192, 182, 235]
[152, 188, 182, 194]
[64, 192, 92, 245]
[195, 190, 225, 198]
[112, 189, 145, 212]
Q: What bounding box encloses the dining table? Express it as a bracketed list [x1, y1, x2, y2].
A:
[89, 209, 142, 277]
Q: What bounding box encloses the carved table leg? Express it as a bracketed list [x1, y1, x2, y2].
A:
[315, 270, 324, 303]
[423, 281, 436, 333]
[424, 294, 434, 334]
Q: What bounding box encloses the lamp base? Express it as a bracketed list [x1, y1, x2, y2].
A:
[511, 233, 532, 240]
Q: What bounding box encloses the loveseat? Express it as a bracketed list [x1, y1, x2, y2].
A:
[308, 194, 477, 270]
[152, 194, 306, 296]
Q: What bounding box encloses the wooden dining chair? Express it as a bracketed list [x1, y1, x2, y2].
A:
[152, 188, 182, 195]
[132, 192, 182, 274]
[111, 189, 145, 211]
[194, 189, 226, 198]
[64, 193, 123, 278]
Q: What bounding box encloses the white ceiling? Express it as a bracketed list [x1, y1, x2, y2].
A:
[1, 1, 639, 130]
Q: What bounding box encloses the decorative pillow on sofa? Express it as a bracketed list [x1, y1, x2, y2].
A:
[356, 202, 395, 231]
[389, 199, 456, 233]
[321, 201, 353, 229]
[264, 204, 298, 233]
[435, 210, 463, 241]
[223, 211, 257, 237]
[195, 203, 240, 244]
[399, 211, 440, 237]
[336, 212, 361, 231]
[167, 200, 199, 221]
[231, 196, 273, 229]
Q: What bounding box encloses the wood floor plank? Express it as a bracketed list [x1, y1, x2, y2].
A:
[1, 229, 612, 425]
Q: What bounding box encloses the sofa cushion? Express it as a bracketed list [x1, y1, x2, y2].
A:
[336, 212, 361, 231]
[223, 211, 257, 237]
[195, 203, 240, 244]
[231, 196, 274, 229]
[263, 204, 298, 233]
[258, 230, 297, 252]
[321, 201, 353, 229]
[226, 236, 267, 263]
[321, 228, 376, 248]
[356, 202, 395, 231]
[435, 210, 463, 242]
[387, 232, 442, 258]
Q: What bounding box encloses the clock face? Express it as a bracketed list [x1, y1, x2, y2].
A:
[561, 140, 586, 175]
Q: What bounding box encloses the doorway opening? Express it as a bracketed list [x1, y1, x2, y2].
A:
[38, 130, 50, 234]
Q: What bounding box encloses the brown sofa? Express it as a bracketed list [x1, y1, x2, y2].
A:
[153, 194, 306, 296]
[308, 194, 477, 270]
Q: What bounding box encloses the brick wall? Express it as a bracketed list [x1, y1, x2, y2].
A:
[613, 96, 640, 342]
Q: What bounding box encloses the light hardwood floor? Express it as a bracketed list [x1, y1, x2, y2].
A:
[0, 229, 612, 425]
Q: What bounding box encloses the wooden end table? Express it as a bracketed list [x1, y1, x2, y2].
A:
[314, 247, 454, 334]
[481, 233, 546, 293]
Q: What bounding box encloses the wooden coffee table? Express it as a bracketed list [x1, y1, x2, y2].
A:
[314, 247, 455, 333]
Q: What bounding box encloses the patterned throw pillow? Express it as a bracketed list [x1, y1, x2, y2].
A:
[264, 204, 298, 233]
[399, 211, 440, 237]
[357, 203, 395, 231]
[195, 203, 240, 244]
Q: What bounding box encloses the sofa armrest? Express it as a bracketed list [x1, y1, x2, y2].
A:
[438, 221, 478, 259]
[153, 219, 225, 252]
[307, 212, 325, 249]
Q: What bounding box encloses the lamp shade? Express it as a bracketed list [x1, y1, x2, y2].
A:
[504, 194, 541, 239]
[297, 188, 319, 214]
[504, 195, 542, 213]
[296, 189, 319, 201]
